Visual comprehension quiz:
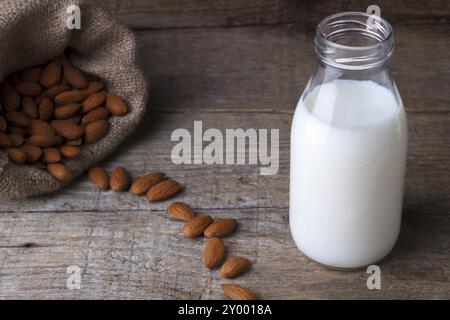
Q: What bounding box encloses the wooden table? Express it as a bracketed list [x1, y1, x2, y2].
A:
[0, 0, 448, 299]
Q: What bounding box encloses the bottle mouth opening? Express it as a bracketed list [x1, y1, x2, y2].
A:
[315, 12, 394, 70]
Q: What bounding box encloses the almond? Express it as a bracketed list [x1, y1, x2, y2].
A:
[51, 120, 84, 140]
[34, 91, 47, 104]
[14, 81, 42, 96]
[204, 219, 237, 238]
[19, 144, 42, 162]
[183, 214, 213, 238]
[84, 119, 110, 144]
[28, 119, 55, 136]
[88, 166, 109, 190]
[220, 257, 250, 278]
[0, 84, 21, 111]
[28, 134, 61, 148]
[22, 97, 38, 119]
[63, 65, 88, 89]
[53, 103, 81, 119]
[60, 145, 81, 159]
[82, 92, 106, 113]
[105, 93, 128, 116]
[38, 97, 54, 121]
[47, 163, 72, 181]
[0, 133, 12, 148]
[167, 202, 195, 221]
[221, 284, 258, 300]
[21, 68, 42, 82]
[46, 84, 70, 99]
[83, 82, 104, 95]
[9, 133, 24, 147]
[54, 90, 88, 105]
[110, 166, 131, 192]
[130, 172, 165, 195]
[42, 147, 61, 163]
[66, 138, 82, 146]
[204, 237, 225, 270]
[146, 179, 181, 202]
[81, 107, 110, 124]
[40, 61, 62, 88]
[0, 115, 7, 132]
[5, 111, 30, 128]
[6, 148, 27, 164]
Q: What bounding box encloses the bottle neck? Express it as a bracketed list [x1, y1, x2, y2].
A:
[314, 12, 394, 71]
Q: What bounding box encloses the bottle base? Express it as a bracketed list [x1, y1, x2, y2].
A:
[299, 248, 393, 271]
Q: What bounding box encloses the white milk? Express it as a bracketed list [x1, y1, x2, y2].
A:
[290, 79, 407, 269]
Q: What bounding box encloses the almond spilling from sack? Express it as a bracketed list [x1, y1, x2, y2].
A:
[88, 166, 259, 297]
[87, 168, 182, 203]
[86, 167, 257, 298]
[0, 53, 129, 181]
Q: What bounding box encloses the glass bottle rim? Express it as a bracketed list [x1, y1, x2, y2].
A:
[315, 12, 395, 70]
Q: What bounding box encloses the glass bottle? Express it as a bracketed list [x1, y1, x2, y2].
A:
[290, 12, 408, 269]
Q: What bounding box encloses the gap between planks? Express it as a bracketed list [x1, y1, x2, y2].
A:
[150, 108, 449, 115]
[0, 208, 447, 217]
[127, 19, 450, 32]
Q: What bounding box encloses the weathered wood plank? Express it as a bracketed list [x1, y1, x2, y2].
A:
[0, 12, 448, 299]
[0, 208, 448, 299]
[100, 0, 450, 29]
[136, 24, 450, 114]
[0, 112, 448, 216]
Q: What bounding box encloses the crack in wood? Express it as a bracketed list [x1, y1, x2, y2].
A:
[0, 242, 44, 248]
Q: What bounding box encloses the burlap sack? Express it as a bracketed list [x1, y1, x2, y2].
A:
[0, 0, 148, 198]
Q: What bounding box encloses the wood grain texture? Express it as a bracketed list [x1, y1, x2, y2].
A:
[0, 112, 448, 216]
[0, 2, 449, 299]
[0, 209, 448, 299]
[135, 24, 450, 114]
[0, 111, 448, 299]
[100, 0, 450, 29]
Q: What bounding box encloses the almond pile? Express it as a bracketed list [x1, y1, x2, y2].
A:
[88, 166, 257, 300]
[0, 54, 128, 181]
